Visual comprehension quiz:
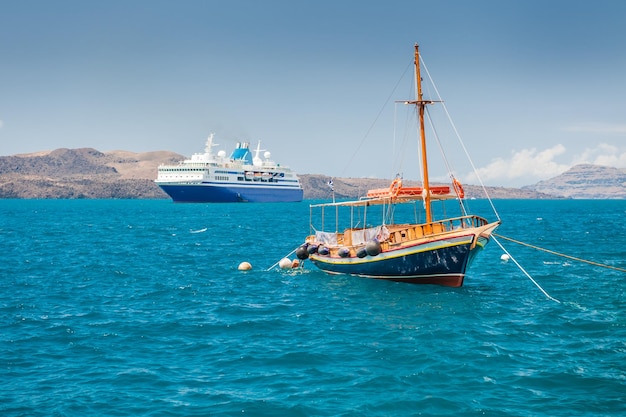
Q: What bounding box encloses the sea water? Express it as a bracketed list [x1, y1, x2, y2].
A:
[1, 199, 625, 416]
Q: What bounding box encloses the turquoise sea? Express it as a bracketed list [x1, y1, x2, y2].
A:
[1, 199, 625, 416]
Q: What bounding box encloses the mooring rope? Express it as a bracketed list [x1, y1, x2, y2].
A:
[492, 236, 561, 303]
[494, 233, 626, 273]
[267, 246, 299, 271]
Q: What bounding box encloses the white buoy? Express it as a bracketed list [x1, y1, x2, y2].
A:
[278, 258, 292, 269]
[500, 254, 510, 262]
[238, 261, 252, 271]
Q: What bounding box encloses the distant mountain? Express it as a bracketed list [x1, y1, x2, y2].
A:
[299, 175, 555, 200]
[523, 164, 626, 199]
[0, 148, 622, 199]
[0, 148, 182, 199]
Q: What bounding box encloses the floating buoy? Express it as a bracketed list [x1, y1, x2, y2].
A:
[500, 254, 510, 262]
[278, 258, 293, 269]
[292, 259, 300, 268]
[238, 261, 252, 271]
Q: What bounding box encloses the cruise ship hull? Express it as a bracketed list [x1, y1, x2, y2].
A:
[158, 183, 304, 203]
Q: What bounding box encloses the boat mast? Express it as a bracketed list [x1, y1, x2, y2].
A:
[413, 43, 433, 224]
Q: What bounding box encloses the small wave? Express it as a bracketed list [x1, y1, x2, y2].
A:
[190, 228, 207, 234]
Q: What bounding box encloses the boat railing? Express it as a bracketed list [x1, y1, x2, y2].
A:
[307, 215, 489, 250]
[385, 215, 488, 244]
[437, 215, 489, 230]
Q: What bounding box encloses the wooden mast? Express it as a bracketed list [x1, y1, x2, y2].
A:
[414, 43, 433, 224]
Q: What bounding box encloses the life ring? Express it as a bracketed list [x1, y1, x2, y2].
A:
[453, 178, 465, 199]
[389, 178, 402, 197]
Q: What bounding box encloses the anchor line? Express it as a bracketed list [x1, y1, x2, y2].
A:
[492, 236, 561, 303]
[494, 234, 626, 273]
[267, 246, 299, 271]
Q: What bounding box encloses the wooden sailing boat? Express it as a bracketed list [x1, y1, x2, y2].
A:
[296, 44, 501, 287]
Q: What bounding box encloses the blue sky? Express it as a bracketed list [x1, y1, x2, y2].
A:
[1, 0, 625, 186]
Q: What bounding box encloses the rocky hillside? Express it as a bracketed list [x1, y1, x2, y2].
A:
[0, 148, 182, 199]
[299, 175, 555, 200]
[523, 164, 626, 199]
[0, 148, 623, 199]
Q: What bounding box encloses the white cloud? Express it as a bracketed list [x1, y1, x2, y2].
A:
[466, 142, 626, 186]
[572, 143, 626, 168]
[466, 145, 569, 185]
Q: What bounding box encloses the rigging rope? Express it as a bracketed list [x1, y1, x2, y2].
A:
[423, 106, 468, 215]
[342, 60, 413, 178]
[494, 234, 626, 273]
[392, 101, 415, 180]
[492, 236, 561, 303]
[420, 56, 501, 222]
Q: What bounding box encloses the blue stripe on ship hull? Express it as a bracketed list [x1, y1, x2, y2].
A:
[158, 183, 303, 203]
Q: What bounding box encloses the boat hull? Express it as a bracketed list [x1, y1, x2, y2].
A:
[158, 183, 303, 203]
[308, 234, 489, 287]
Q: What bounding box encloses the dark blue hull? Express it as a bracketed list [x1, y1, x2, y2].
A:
[309, 234, 488, 287]
[158, 183, 303, 203]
